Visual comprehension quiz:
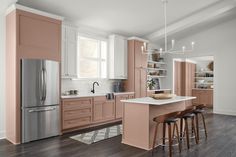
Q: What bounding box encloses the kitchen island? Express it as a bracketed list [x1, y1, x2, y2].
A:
[121, 96, 195, 150]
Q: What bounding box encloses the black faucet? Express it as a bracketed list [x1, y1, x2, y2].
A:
[91, 82, 99, 94]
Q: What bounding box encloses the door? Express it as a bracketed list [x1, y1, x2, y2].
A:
[22, 106, 60, 143]
[21, 59, 59, 107]
[174, 61, 182, 95]
[93, 102, 103, 122]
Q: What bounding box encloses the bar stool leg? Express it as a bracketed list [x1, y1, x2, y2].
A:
[163, 123, 166, 149]
[184, 118, 190, 149]
[174, 122, 181, 153]
[180, 118, 183, 140]
[201, 113, 208, 139]
[172, 122, 176, 140]
[168, 123, 172, 157]
[191, 117, 199, 144]
[152, 123, 159, 155]
[195, 113, 200, 141]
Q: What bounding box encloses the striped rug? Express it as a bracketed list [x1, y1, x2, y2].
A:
[70, 125, 122, 144]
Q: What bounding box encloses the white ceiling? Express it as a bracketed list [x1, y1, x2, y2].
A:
[18, 0, 221, 37]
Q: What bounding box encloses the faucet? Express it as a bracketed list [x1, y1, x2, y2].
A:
[91, 82, 99, 94]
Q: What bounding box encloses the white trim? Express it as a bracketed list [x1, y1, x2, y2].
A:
[0, 131, 5, 139]
[213, 109, 236, 116]
[5, 3, 64, 21]
[127, 36, 149, 43]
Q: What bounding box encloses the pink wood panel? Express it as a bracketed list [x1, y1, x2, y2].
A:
[6, 11, 20, 144]
[124, 40, 135, 92]
[16, 10, 61, 61]
[122, 103, 150, 150]
[149, 102, 186, 149]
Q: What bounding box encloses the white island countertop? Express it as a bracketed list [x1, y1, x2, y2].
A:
[121, 96, 196, 106]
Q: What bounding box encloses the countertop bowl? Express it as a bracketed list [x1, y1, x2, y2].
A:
[151, 93, 176, 100]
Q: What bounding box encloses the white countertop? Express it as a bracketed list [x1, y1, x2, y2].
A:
[61, 92, 135, 99]
[121, 96, 196, 106]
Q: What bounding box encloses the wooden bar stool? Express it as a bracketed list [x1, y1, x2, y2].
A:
[179, 107, 198, 149]
[152, 111, 181, 157]
[193, 104, 208, 141]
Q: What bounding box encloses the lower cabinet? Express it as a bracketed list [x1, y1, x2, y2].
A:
[93, 96, 115, 122]
[115, 94, 134, 119]
[61, 94, 134, 132]
[192, 89, 213, 107]
[62, 98, 93, 130]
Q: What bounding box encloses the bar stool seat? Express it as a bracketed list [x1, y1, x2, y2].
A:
[193, 109, 204, 114]
[182, 113, 195, 118]
[164, 118, 178, 123]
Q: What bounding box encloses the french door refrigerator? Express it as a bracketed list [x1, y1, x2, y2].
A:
[21, 59, 60, 143]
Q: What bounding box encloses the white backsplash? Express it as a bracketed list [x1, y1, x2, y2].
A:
[61, 79, 116, 95]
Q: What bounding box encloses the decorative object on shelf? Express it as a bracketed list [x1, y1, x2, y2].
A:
[208, 61, 214, 71]
[151, 93, 176, 99]
[147, 79, 156, 90]
[141, 0, 195, 55]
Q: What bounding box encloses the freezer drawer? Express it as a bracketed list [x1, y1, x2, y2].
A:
[22, 106, 60, 143]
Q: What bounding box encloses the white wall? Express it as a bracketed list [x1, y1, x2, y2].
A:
[0, 13, 6, 139]
[61, 79, 116, 94]
[161, 17, 236, 116]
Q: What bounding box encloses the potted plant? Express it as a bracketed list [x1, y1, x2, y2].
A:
[147, 79, 156, 90]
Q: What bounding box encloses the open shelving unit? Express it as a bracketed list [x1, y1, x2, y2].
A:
[194, 70, 214, 89]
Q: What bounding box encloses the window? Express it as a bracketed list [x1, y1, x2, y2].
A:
[77, 36, 107, 79]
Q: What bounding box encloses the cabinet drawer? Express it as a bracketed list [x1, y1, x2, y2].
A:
[63, 99, 92, 111]
[64, 108, 92, 120]
[63, 116, 91, 129]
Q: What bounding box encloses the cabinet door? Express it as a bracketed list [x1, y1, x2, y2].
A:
[61, 25, 78, 78]
[18, 10, 61, 61]
[93, 102, 103, 122]
[103, 101, 115, 120]
[192, 90, 200, 104]
[115, 95, 128, 119]
[109, 35, 128, 79]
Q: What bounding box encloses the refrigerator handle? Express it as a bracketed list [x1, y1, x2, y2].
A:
[43, 69, 47, 101]
[40, 69, 44, 102]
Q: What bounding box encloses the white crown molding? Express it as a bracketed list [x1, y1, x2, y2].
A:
[5, 3, 64, 21]
[127, 36, 149, 43]
[146, 0, 236, 41]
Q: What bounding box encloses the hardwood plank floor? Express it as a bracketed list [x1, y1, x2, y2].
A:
[1, 112, 236, 157]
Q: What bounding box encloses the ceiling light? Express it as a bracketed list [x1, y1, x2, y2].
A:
[142, 0, 195, 55]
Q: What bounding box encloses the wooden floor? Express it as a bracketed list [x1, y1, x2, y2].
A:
[1, 112, 236, 157]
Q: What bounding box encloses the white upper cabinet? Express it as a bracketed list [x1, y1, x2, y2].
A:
[61, 25, 78, 78]
[109, 35, 128, 79]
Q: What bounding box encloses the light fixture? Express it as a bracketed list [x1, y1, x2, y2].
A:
[142, 0, 195, 55]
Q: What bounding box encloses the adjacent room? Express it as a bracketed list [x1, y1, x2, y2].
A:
[1, 0, 236, 157]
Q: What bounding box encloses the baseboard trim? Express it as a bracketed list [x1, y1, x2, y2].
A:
[213, 109, 236, 116]
[0, 130, 6, 139]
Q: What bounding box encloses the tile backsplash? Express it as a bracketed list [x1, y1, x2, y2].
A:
[61, 79, 117, 94]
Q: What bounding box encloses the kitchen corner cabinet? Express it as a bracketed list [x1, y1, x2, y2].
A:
[93, 97, 115, 122]
[61, 25, 78, 78]
[115, 94, 134, 119]
[109, 35, 128, 79]
[192, 89, 213, 107]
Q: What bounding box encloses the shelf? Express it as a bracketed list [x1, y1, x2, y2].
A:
[194, 82, 213, 84]
[195, 71, 213, 73]
[147, 60, 166, 65]
[195, 77, 214, 79]
[147, 75, 166, 78]
[147, 68, 167, 71]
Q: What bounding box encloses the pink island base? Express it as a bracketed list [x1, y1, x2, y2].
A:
[121, 96, 196, 150]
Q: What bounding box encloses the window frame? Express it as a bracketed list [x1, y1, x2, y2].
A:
[77, 34, 108, 79]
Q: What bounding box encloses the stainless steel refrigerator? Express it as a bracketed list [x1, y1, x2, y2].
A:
[21, 59, 60, 143]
